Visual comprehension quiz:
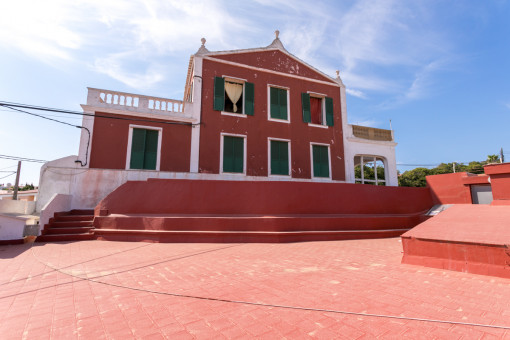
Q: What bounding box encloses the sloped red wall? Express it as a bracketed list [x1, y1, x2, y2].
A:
[426, 172, 472, 205]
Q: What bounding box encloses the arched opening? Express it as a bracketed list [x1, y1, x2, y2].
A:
[354, 155, 386, 185]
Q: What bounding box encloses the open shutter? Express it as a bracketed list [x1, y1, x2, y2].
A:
[143, 129, 159, 170]
[130, 129, 146, 169]
[279, 89, 287, 120]
[325, 97, 334, 126]
[244, 82, 254, 116]
[301, 93, 311, 123]
[213, 77, 225, 111]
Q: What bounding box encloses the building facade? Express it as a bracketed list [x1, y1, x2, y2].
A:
[37, 33, 397, 213]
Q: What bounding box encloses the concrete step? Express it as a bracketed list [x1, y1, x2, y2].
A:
[48, 221, 94, 228]
[52, 215, 94, 222]
[45, 227, 94, 235]
[36, 233, 96, 242]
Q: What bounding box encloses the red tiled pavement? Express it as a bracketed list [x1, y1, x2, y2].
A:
[1, 238, 510, 339]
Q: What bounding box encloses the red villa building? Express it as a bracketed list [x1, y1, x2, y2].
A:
[35, 32, 405, 243]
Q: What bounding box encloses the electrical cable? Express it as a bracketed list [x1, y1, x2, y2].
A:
[0, 172, 16, 180]
[25, 243, 510, 331]
[0, 101, 200, 126]
[0, 154, 47, 163]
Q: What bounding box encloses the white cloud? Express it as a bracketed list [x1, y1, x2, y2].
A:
[346, 89, 367, 99]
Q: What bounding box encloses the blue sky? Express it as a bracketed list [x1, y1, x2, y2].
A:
[1, 0, 510, 185]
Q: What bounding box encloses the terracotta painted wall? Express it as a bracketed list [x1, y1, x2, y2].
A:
[211, 50, 333, 82]
[199, 57, 345, 180]
[426, 172, 472, 204]
[485, 163, 510, 202]
[96, 179, 433, 216]
[89, 112, 191, 172]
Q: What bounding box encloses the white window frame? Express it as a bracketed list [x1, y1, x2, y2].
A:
[220, 132, 247, 175]
[310, 142, 332, 180]
[354, 155, 387, 186]
[221, 76, 247, 118]
[125, 124, 163, 171]
[307, 91, 328, 128]
[267, 137, 291, 177]
[267, 85, 290, 124]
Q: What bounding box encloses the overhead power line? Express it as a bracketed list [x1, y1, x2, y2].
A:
[0, 154, 47, 163]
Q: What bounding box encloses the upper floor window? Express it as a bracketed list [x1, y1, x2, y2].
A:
[268, 86, 289, 122]
[213, 76, 254, 116]
[301, 93, 334, 127]
[354, 155, 386, 185]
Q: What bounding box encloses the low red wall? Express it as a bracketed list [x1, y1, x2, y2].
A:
[95, 179, 433, 216]
[426, 172, 472, 205]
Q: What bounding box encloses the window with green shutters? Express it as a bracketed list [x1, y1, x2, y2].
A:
[213, 77, 254, 116]
[129, 128, 159, 170]
[222, 135, 245, 173]
[269, 87, 288, 120]
[301, 93, 334, 126]
[270, 140, 289, 175]
[312, 144, 330, 178]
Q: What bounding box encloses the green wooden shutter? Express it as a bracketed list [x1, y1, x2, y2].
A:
[213, 77, 225, 111]
[325, 97, 334, 126]
[270, 87, 279, 119]
[244, 82, 254, 116]
[279, 89, 287, 120]
[320, 146, 329, 177]
[270, 140, 279, 174]
[301, 93, 311, 123]
[279, 141, 289, 175]
[143, 129, 158, 170]
[233, 137, 244, 172]
[223, 136, 244, 173]
[223, 136, 234, 172]
[313, 145, 329, 177]
[130, 129, 146, 169]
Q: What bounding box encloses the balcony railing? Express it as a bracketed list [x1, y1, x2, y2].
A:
[351, 125, 393, 142]
[86, 88, 185, 116]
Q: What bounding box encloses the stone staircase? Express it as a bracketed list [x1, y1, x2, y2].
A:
[36, 209, 95, 242]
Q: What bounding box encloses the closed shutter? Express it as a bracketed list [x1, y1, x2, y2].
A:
[245, 82, 254, 116]
[325, 97, 334, 126]
[301, 93, 311, 123]
[312, 145, 329, 178]
[213, 77, 225, 111]
[143, 129, 159, 170]
[130, 128, 146, 169]
[223, 136, 244, 173]
[270, 140, 289, 175]
[270, 87, 279, 119]
[279, 88, 287, 120]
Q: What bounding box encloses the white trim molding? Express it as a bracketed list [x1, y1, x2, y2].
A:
[125, 124, 163, 171]
[267, 137, 292, 178]
[220, 132, 247, 175]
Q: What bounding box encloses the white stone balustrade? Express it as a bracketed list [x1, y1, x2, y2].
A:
[86, 87, 185, 116]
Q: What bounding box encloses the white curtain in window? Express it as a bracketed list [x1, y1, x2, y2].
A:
[225, 82, 243, 112]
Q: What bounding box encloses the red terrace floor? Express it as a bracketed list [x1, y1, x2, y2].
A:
[1, 239, 510, 339]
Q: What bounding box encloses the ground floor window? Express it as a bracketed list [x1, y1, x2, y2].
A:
[269, 139, 290, 176]
[128, 127, 161, 170]
[311, 144, 330, 178]
[354, 155, 386, 185]
[222, 135, 245, 173]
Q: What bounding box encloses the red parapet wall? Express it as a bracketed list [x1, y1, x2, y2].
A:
[95, 179, 433, 216]
[485, 163, 510, 204]
[426, 172, 472, 205]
